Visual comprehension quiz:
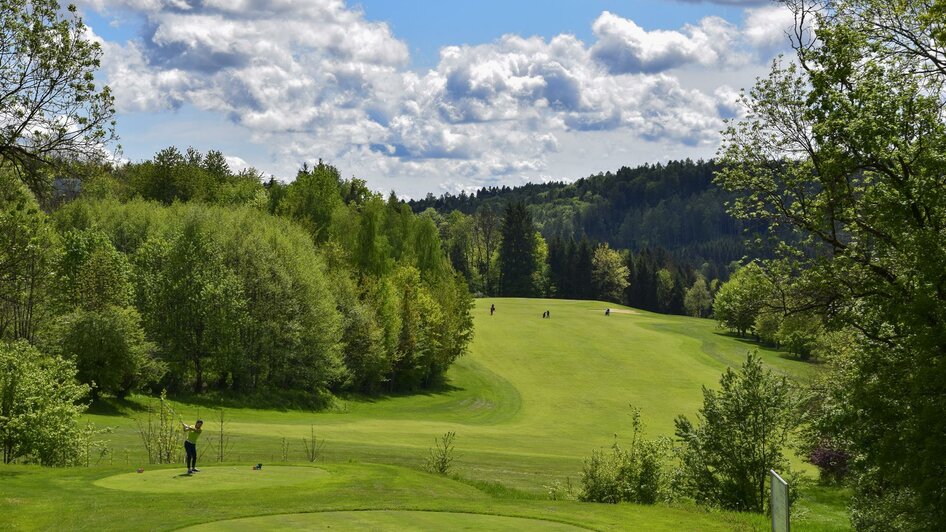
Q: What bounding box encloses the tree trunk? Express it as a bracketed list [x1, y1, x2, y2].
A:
[194, 357, 203, 393]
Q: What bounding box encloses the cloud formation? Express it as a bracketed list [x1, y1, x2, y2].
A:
[591, 11, 746, 73]
[675, 0, 770, 5]
[84, 0, 793, 195]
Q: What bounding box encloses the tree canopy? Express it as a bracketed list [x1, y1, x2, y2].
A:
[0, 1, 116, 197]
[717, 0, 946, 527]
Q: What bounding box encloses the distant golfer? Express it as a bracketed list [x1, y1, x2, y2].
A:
[182, 419, 203, 474]
[490, 303, 495, 315]
[605, 308, 610, 316]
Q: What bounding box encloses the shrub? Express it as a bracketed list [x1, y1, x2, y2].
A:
[134, 390, 182, 464]
[424, 431, 457, 475]
[579, 407, 673, 504]
[0, 341, 90, 465]
[674, 353, 800, 513]
[809, 442, 850, 485]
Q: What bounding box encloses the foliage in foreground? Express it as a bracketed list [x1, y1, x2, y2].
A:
[717, 0, 946, 527]
[674, 353, 799, 513]
[0, 341, 89, 465]
[0, 0, 116, 200]
[579, 407, 674, 505]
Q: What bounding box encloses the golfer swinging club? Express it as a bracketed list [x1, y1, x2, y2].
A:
[182, 419, 203, 474]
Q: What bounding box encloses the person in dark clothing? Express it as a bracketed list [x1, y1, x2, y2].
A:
[490, 304, 495, 315]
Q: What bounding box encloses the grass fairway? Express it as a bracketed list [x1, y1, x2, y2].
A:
[1, 298, 848, 530]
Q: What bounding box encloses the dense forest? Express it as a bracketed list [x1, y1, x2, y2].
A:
[411, 159, 752, 275]
[411, 159, 754, 315]
[2, 149, 473, 405]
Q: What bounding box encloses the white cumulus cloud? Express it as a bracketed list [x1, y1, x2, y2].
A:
[82, 1, 793, 196]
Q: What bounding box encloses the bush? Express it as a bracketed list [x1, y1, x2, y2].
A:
[0, 341, 90, 465]
[579, 407, 673, 504]
[134, 390, 182, 464]
[850, 485, 929, 532]
[674, 353, 800, 513]
[45, 306, 164, 398]
[808, 443, 849, 485]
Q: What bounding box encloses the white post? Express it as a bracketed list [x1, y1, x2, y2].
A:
[770, 469, 790, 532]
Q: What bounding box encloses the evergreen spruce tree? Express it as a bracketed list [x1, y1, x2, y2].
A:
[498, 202, 538, 296]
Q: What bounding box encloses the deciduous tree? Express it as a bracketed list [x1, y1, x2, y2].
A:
[684, 277, 712, 318]
[0, 171, 57, 342]
[717, 1, 946, 525]
[712, 263, 770, 337]
[675, 353, 799, 513]
[0, 341, 89, 465]
[0, 1, 116, 198]
[592, 244, 629, 304]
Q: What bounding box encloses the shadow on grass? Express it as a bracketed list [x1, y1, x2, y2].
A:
[97, 376, 467, 415]
[454, 476, 545, 501]
[87, 397, 148, 417]
[338, 381, 464, 405]
[165, 390, 334, 413]
[711, 331, 823, 365]
[164, 380, 463, 413]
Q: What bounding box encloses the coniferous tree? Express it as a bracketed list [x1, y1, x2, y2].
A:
[547, 236, 568, 297]
[574, 238, 595, 300]
[499, 202, 538, 296]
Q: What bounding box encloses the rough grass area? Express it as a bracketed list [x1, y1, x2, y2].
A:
[1, 299, 848, 530]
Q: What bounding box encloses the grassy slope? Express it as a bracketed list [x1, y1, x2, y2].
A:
[2, 463, 767, 531]
[1, 298, 847, 530]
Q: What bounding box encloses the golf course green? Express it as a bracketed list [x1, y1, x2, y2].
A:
[95, 465, 330, 493]
[1, 299, 849, 530]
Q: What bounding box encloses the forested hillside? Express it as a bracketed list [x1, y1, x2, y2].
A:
[410, 159, 751, 278]
[410, 159, 761, 314]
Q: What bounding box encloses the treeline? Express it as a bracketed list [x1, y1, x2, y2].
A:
[426, 201, 717, 316]
[2, 148, 473, 404]
[712, 263, 828, 361]
[411, 159, 754, 285]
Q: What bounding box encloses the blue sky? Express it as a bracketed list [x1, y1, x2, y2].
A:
[354, 1, 754, 68]
[79, 0, 789, 197]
